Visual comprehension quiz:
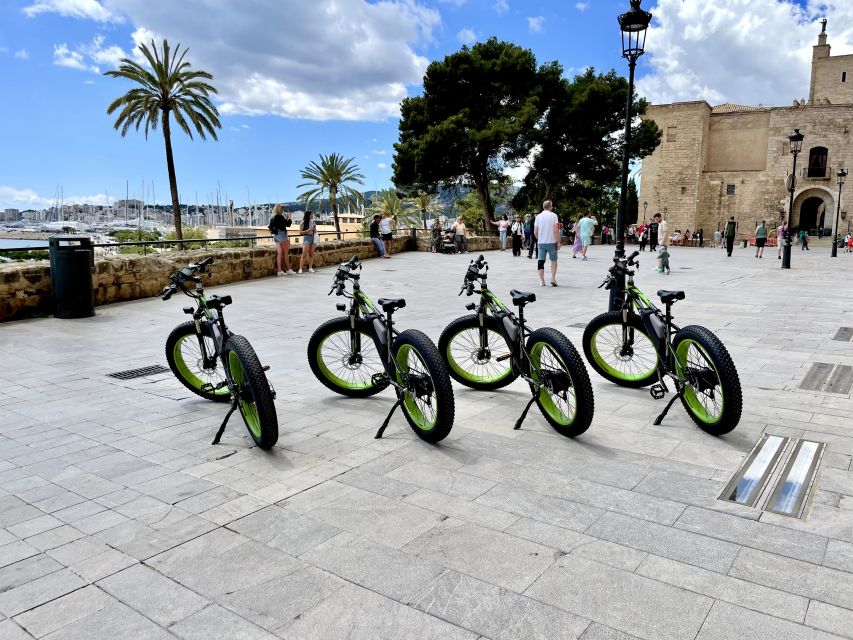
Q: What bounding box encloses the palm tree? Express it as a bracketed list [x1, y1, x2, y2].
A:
[409, 191, 444, 229]
[370, 190, 422, 229]
[105, 40, 221, 241]
[298, 153, 365, 239]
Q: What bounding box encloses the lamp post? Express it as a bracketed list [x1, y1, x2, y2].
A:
[782, 128, 804, 269]
[643, 201, 648, 220]
[832, 169, 847, 257]
[612, 0, 652, 311]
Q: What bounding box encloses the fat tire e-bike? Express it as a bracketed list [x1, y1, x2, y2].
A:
[582, 251, 742, 434]
[307, 256, 455, 443]
[437, 255, 594, 437]
[162, 257, 279, 449]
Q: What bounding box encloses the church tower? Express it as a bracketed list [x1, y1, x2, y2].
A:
[808, 22, 853, 105]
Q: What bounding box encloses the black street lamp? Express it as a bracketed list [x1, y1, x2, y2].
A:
[643, 200, 648, 220]
[611, 0, 652, 311]
[832, 169, 847, 257]
[782, 128, 804, 269]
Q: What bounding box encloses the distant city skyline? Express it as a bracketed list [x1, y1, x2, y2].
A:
[1, 0, 850, 210]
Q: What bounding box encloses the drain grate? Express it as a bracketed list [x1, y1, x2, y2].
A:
[833, 327, 853, 342]
[569, 322, 588, 329]
[800, 362, 853, 394]
[720, 433, 826, 519]
[107, 364, 169, 380]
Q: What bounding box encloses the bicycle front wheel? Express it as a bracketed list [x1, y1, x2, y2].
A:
[527, 328, 594, 437]
[224, 335, 279, 449]
[165, 321, 230, 402]
[307, 317, 388, 397]
[394, 330, 455, 443]
[583, 311, 659, 388]
[673, 325, 742, 435]
[438, 314, 518, 390]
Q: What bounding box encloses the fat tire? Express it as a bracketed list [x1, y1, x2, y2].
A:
[582, 311, 659, 388]
[165, 321, 230, 402]
[393, 329, 455, 443]
[527, 327, 594, 437]
[673, 325, 742, 435]
[307, 317, 388, 397]
[438, 314, 519, 390]
[223, 335, 279, 449]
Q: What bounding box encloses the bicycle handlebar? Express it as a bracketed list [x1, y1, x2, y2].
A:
[162, 258, 215, 301]
[460, 255, 487, 296]
[329, 256, 361, 295]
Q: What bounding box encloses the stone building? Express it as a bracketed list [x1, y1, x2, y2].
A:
[639, 26, 853, 239]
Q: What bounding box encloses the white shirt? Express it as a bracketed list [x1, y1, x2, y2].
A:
[534, 210, 559, 245]
[379, 217, 392, 234]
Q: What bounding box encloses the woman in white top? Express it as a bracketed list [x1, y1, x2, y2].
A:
[454, 217, 468, 253]
[489, 215, 510, 251]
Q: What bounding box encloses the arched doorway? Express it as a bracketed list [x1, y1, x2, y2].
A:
[792, 187, 833, 232]
[799, 197, 824, 231]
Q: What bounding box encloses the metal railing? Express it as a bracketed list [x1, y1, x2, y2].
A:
[801, 166, 832, 179]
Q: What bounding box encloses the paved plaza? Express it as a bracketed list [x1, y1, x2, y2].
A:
[2, 240, 853, 639]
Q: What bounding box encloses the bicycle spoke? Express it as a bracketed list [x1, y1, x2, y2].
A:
[320, 331, 384, 388]
[448, 327, 512, 382]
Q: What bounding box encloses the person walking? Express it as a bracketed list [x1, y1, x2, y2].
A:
[523, 214, 533, 250]
[725, 216, 737, 256]
[534, 200, 560, 286]
[298, 210, 317, 273]
[379, 211, 394, 258]
[430, 218, 442, 253]
[648, 215, 660, 251]
[268, 203, 294, 276]
[776, 222, 787, 258]
[369, 214, 386, 258]
[510, 215, 523, 257]
[754, 220, 768, 258]
[638, 226, 648, 252]
[527, 212, 538, 259]
[578, 212, 596, 261]
[713, 228, 722, 249]
[454, 217, 469, 253]
[659, 214, 669, 249]
[490, 215, 510, 251]
[571, 218, 583, 258]
[698, 228, 704, 247]
[799, 228, 810, 250]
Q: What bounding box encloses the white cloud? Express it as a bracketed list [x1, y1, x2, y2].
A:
[0, 186, 112, 209]
[14, 49, 30, 60]
[83, 79, 95, 84]
[240, 124, 249, 129]
[636, 0, 853, 107]
[527, 16, 545, 33]
[22, 0, 123, 23]
[494, 0, 509, 14]
[377, 163, 387, 169]
[52, 35, 127, 73]
[371, 149, 387, 155]
[575, 2, 589, 11]
[96, 0, 442, 122]
[53, 43, 98, 72]
[457, 28, 476, 44]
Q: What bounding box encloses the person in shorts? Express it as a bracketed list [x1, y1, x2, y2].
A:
[268, 203, 293, 276]
[534, 200, 560, 287]
[754, 220, 768, 258]
[577, 212, 597, 260]
[379, 211, 394, 257]
[298, 210, 317, 273]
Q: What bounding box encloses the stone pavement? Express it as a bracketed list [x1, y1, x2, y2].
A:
[1, 240, 853, 639]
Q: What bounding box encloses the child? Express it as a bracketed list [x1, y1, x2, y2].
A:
[657, 245, 671, 274]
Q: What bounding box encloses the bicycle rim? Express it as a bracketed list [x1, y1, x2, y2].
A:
[529, 341, 577, 425]
[675, 339, 724, 423]
[396, 344, 438, 432]
[446, 326, 513, 384]
[173, 333, 229, 398]
[228, 350, 262, 439]
[316, 329, 384, 391]
[589, 323, 658, 382]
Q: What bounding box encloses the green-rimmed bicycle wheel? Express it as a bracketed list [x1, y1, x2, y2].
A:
[307, 317, 388, 397]
[582, 311, 659, 388]
[673, 325, 741, 435]
[393, 329, 455, 443]
[527, 327, 594, 437]
[165, 321, 230, 402]
[224, 335, 278, 449]
[438, 314, 518, 390]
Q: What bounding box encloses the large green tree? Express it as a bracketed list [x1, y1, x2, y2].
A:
[626, 178, 640, 226]
[512, 68, 660, 216]
[393, 38, 561, 231]
[298, 153, 365, 240]
[105, 40, 220, 241]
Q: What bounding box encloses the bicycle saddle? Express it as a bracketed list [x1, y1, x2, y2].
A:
[657, 289, 686, 304]
[377, 297, 406, 312]
[509, 289, 536, 306]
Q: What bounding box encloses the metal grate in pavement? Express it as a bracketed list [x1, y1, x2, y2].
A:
[107, 364, 169, 380]
[569, 322, 588, 328]
[833, 327, 853, 342]
[799, 362, 853, 394]
[719, 433, 826, 519]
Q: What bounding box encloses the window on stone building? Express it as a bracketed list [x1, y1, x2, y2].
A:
[726, 184, 736, 195]
[667, 126, 677, 142]
[807, 146, 829, 178]
[781, 142, 790, 156]
[843, 72, 847, 83]
[681, 186, 687, 195]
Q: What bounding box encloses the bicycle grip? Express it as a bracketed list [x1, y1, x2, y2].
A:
[161, 286, 175, 301]
[627, 251, 640, 263]
[199, 257, 214, 268]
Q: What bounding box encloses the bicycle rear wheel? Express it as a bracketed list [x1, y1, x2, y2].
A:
[673, 325, 741, 435]
[583, 311, 659, 388]
[438, 314, 518, 390]
[165, 321, 230, 402]
[224, 335, 278, 449]
[393, 330, 455, 443]
[527, 328, 594, 437]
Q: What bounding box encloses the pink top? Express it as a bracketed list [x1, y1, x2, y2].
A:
[777, 224, 786, 238]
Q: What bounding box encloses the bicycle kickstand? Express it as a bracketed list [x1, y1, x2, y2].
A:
[653, 388, 684, 426]
[212, 398, 239, 445]
[513, 393, 539, 430]
[375, 399, 402, 439]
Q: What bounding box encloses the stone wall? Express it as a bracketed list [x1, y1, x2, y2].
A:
[0, 236, 412, 322]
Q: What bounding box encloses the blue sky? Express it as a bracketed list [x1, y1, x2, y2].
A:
[0, 0, 849, 210]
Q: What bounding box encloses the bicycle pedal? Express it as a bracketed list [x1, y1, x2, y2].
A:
[650, 383, 667, 400]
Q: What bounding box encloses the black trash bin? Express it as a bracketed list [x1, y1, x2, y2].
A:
[49, 235, 95, 319]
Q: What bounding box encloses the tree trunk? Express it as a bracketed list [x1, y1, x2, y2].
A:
[330, 188, 342, 240]
[473, 178, 495, 235]
[162, 109, 183, 242]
